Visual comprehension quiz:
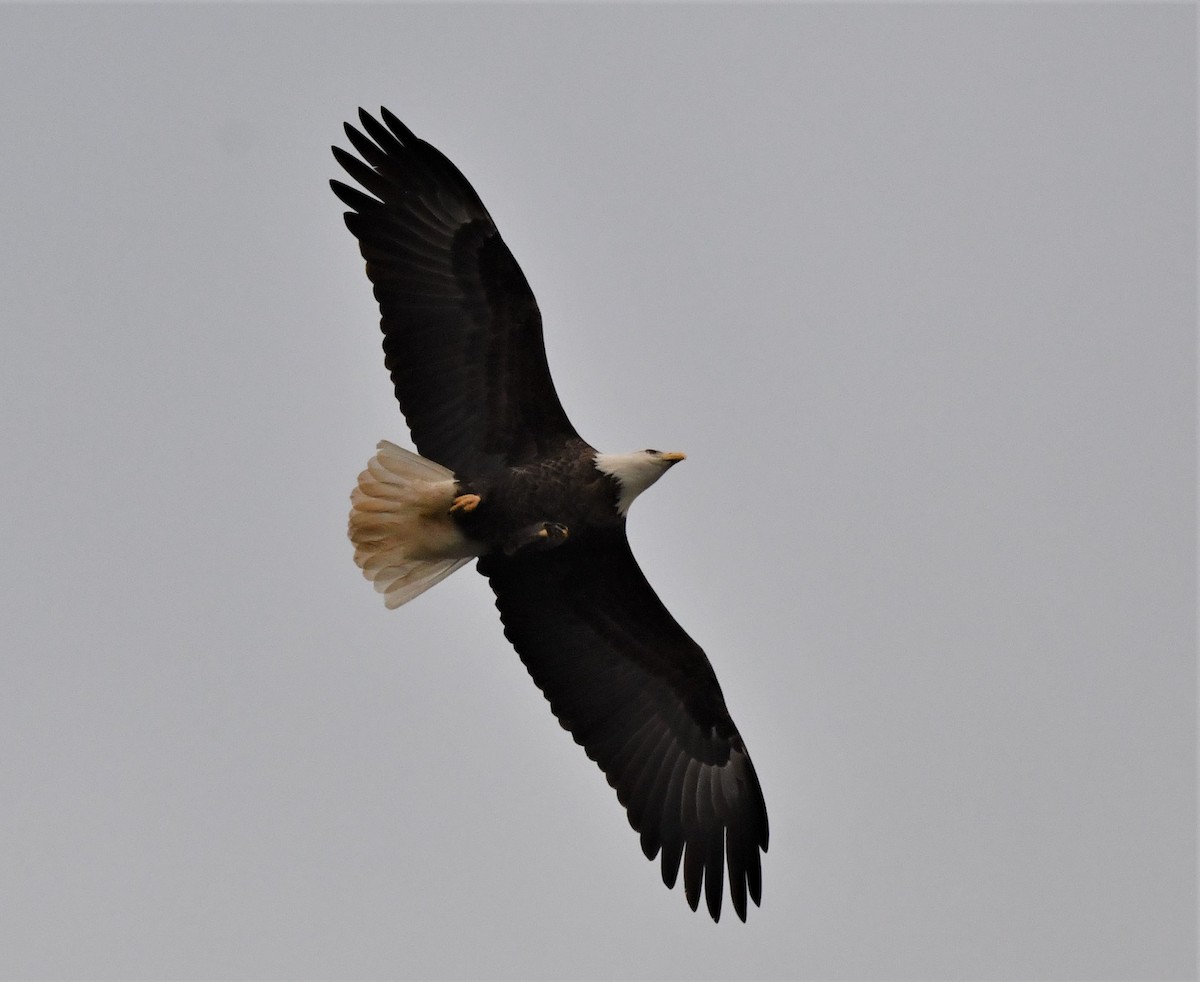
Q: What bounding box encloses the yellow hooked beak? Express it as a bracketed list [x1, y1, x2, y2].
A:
[660, 451, 687, 462]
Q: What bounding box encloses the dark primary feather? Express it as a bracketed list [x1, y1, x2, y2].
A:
[479, 532, 769, 921]
[331, 107, 579, 476]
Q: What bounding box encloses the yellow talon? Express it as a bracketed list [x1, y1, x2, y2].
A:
[450, 493, 481, 514]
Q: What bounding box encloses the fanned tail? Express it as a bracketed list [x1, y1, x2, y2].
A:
[349, 441, 480, 608]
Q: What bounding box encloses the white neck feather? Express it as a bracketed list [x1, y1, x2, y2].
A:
[593, 451, 675, 516]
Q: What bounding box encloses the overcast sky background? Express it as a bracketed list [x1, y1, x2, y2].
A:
[1, 4, 1195, 980]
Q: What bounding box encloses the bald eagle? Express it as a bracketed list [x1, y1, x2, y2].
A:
[332, 108, 768, 922]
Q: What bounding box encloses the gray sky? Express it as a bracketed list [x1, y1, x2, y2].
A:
[1, 4, 1195, 979]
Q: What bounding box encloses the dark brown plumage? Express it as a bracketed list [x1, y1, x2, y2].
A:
[333, 108, 768, 921]
[332, 108, 573, 475]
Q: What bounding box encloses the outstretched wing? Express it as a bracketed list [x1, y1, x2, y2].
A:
[331, 108, 580, 476]
[478, 532, 769, 922]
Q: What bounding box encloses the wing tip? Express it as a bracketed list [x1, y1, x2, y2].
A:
[379, 105, 416, 143]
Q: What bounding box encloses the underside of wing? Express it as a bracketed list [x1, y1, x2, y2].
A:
[479, 532, 769, 922]
[331, 108, 580, 476]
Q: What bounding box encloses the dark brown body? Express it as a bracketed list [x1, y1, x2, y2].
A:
[452, 443, 621, 554]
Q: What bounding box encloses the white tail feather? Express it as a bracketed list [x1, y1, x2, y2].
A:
[349, 441, 480, 608]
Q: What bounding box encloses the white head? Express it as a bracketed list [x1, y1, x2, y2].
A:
[593, 449, 687, 516]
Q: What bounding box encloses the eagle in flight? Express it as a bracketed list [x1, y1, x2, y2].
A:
[332, 108, 768, 921]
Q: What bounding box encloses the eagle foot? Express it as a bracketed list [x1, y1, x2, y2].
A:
[449, 493, 482, 514]
[504, 522, 569, 556]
